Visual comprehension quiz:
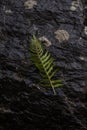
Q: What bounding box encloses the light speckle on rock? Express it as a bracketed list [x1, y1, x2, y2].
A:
[79, 37, 82, 40]
[0, 107, 13, 113]
[5, 9, 13, 14]
[54, 29, 70, 43]
[70, 0, 82, 11]
[39, 36, 52, 47]
[79, 56, 87, 62]
[84, 26, 87, 35]
[24, 0, 37, 9]
[79, 56, 84, 61]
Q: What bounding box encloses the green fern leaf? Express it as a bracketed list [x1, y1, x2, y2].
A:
[30, 36, 62, 95]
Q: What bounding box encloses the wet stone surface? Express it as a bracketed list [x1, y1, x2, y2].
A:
[0, 0, 87, 130]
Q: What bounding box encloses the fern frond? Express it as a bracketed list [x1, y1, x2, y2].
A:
[30, 36, 62, 95]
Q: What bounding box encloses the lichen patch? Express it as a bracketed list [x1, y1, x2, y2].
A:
[54, 29, 69, 43]
[24, 0, 37, 9]
[39, 36, 52, 47]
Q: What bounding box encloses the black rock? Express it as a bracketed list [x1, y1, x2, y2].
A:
[0, 0, 87, 130]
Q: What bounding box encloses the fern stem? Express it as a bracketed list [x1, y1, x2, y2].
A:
[49, 78, 56, 95]
[36, 46, 56, 95]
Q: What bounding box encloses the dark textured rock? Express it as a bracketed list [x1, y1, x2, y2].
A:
[0, 0, 87, 130]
